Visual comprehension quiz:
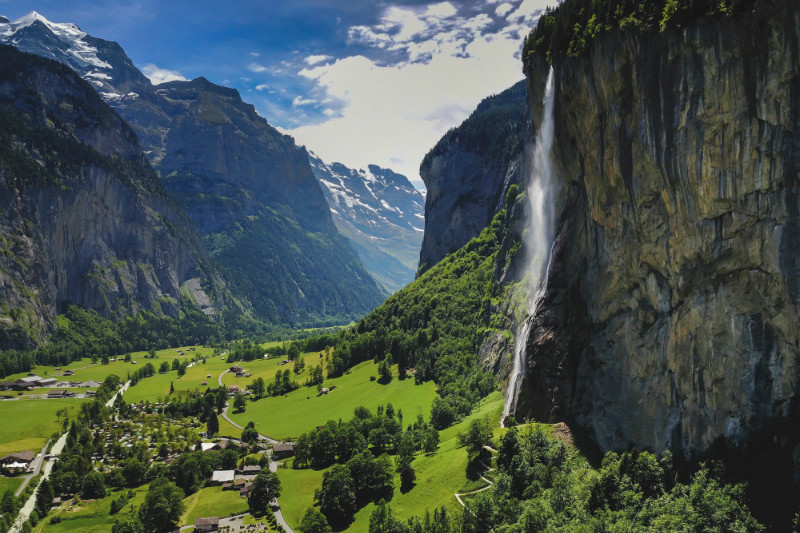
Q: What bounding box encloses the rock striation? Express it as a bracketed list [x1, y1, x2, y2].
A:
[418, 80, 528, 273]
[1, 12, 387, 327]
[516, 0, 800, 478]
[0, 45, 222, 347]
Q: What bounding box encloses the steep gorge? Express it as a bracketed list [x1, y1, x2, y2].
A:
[514, 0, 800, 497]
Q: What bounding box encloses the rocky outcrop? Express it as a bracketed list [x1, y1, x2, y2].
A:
[0, 46, 221, 347]
[517, 0, 800, 472]
[419, 80, 528, 273]
[2, 12, 387, 326]
[309, 153, 425, 293]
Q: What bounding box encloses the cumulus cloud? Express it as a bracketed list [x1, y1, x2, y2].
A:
[285, 0, 555, 183]
[141, 63, 187, 85]
[305, 54, 332, 66]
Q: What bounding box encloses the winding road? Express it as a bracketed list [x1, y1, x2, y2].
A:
[217, 370, 293, 533]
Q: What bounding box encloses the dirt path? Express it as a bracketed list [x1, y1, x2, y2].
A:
[454, 445, 497, 508]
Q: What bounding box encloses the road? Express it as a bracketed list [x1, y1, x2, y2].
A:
[8, 380, 131, 532]
[217, 369, 293, 533]
[8, 432, 68, 533]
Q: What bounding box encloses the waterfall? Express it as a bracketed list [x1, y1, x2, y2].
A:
[502, 67, 557, 425]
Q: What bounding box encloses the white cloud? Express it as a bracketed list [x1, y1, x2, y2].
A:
[141, 63, 187, 85]
[255, 83, 271, 91]
[495, 2, 515, 17]
[292, 96, 317, 107]
[285, 0, 557, 183]
[305, 54, 332, 66]
[247, 62, 270, 73]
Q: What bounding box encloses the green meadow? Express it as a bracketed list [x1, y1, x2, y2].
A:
[277, 391, 504, 533]
[180, 486, 248, 525]
[122, 348, 228, 404]
[0, 398, 82, 454]
[35, 485, 149, 533]
[0, 475, 23, 496]
[230, 360, 438, 441]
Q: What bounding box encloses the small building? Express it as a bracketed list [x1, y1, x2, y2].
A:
[229, 366, 244, 374]
[209, 470, 236, 485]
[48, 390, 72, 398]
[63, 370, 74, 376]
[240, 483, 253, 498]
[272, 442, 295, 459]
[242, 465, 261, 475]
[200, 442, 219, 453]
[51, 497, 62, 508]
[201, 381, 208, 386]
[18, 376, 43, 386]
[38, 378, 58, 387]
[79, 380, 101, 388]
[0, 381, 28, 391]
[194, 517, 220, 531]
[1, 451, 35, 472]
[320, 387, 329, 395]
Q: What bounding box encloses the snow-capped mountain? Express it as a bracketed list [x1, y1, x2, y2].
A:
[309, 153, 425, 293]
[0, 11, 151, 98]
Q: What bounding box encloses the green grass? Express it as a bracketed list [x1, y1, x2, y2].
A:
[0, 475, 23, 496]
[221, 355, 299, 389]
[0, 398, 82, 454]
[123, 354, 230, 404]
[277, 391, 504, 532]
[180, 486, 248, 525]
[230, 360, 438, 441]
[35, 486, 149, 533]
[217, 416, 243, 439]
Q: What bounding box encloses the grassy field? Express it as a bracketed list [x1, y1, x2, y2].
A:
[181, 486, 249, 525]
[230, 360, 438, 441]
[277, 391, 505, 532]
[35, 486, 149, 533]
[0, 475, 23, 496]
[0, 398, 82, 454]
[221, 355, 303, 390]
[123, 351, 230, 404]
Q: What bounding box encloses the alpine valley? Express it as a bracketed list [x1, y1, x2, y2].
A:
[0, 2, 798, 533]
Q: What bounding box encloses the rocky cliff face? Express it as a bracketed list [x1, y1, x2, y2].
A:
[419, 81, 528, 273]
[0, 46, 220, 348]
[516, 0, 800, 475]
[309, 153, 425, 293]
[2, 12, 387, 326]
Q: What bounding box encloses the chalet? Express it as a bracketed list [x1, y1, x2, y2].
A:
[194, 517, 220, 531]
[209, 470, 235, 485]
[320, 387, 329, 395]
[63, 370, 74, 376]
[1, 451, 35, 472]
[51, 497, 62, 508]
[229, 366, 244, 374]
[240, 483, 253, 498]
[241, 465, 261, 475]
[272, 442, 295, 459]
[235, 372, 246, 378]
[0, 381, 28, 391]
[18, 376, 43, 386]
[85, 390, 96, 397]
[78, 380, 101, 388]
[227, 385, 239, 396]
[48, 390, 74, 398]
[200, 442, 219, 453]
[38, 378, 57, 387]
[201, 381, 208, 386]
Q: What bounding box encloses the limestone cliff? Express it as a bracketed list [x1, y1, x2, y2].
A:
[418, 81, 528, 273]
[516, 0, 800, 477]
[0, 46, 221, 348]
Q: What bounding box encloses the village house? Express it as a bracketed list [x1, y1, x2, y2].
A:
[272, 442, 294, 459]
[47, 390, 75, 398]
[209, 470, 235, 485]
[1, 451, 35, 473]
[194, 516, 220, 531]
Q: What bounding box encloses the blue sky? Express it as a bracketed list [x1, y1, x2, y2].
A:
[0, 0, 556, 186]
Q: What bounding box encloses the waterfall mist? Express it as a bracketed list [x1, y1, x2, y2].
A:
[502, 67, 557, 425]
